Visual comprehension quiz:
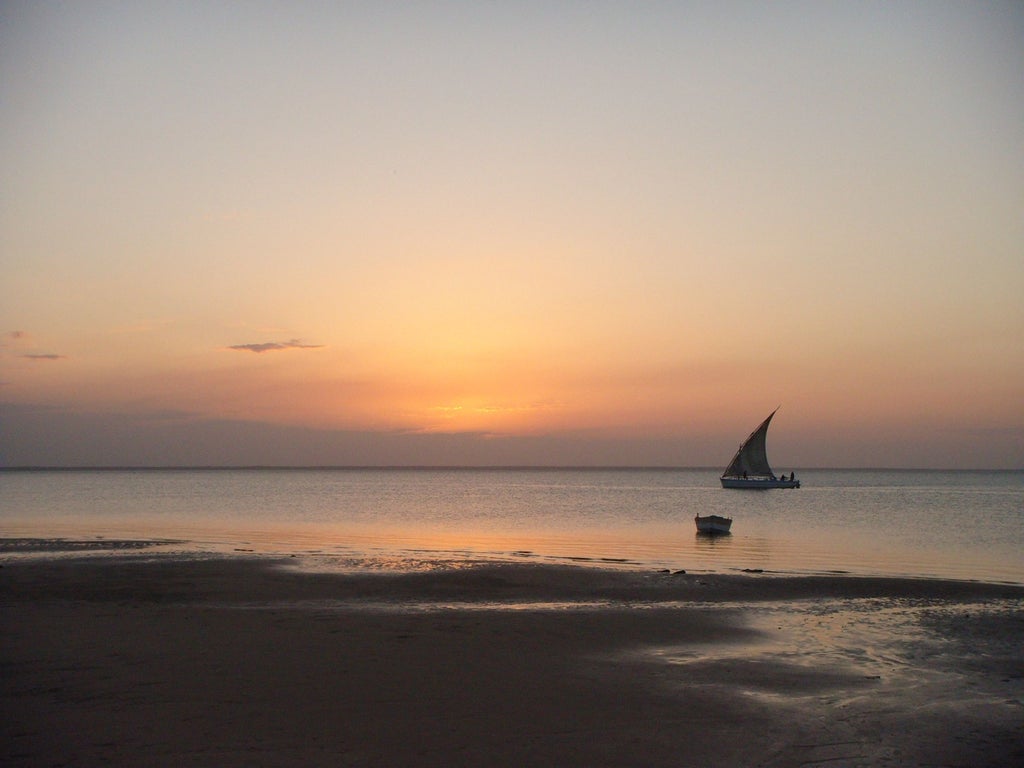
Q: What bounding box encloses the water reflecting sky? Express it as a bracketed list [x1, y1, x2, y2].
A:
[1, 469, 1021, 583]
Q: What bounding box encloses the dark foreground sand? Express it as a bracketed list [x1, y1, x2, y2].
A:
[2, 553, 1022, 767]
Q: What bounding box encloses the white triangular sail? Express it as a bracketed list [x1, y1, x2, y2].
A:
[722, 409, 778, 479]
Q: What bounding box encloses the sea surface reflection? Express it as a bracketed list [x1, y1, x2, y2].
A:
[1, 468, 1021, 582]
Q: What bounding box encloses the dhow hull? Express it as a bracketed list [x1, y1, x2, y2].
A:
[721, 477, 800, 490]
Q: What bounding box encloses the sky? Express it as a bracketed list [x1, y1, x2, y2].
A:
[1, 1, 1022, 468]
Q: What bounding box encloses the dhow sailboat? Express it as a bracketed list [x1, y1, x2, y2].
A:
[719, 408, 800, 489]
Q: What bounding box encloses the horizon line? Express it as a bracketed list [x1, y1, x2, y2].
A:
[1, 465, 1019, 473]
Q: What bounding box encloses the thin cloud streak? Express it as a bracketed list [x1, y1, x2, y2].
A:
[227, 339, 325, 354]
[3, 331, 64, 360]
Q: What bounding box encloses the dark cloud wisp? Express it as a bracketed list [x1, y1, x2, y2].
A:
[228, 339, 325, 354]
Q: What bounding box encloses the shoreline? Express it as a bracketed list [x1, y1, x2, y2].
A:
[3, 535, 1023, 588]
[2, 554, 1022, 766]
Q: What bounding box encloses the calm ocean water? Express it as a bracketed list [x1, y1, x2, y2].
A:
[1, 468, 1021, 583]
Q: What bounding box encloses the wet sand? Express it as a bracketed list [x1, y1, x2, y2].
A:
[2, 553, 1022, 767]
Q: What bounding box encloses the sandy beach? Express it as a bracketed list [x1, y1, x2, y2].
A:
[2, 550, 1022, 767]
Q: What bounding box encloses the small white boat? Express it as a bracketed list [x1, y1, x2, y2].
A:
[695, 514, 732, 535]
[720, 408, 800, 489]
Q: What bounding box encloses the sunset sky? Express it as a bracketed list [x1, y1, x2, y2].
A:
[2, 1, 1022, 468]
